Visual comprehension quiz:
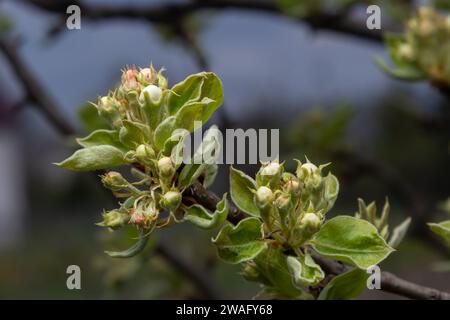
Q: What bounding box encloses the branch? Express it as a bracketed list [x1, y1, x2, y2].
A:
[24, 0, 384, 43]
[188, 181, 450, 300]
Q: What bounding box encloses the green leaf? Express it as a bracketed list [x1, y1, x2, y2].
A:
[76, 129, 124, 150]
[374, 57, 426, 81]
[178, 163, 208, 189]
[229, 167, 260, 217]
[78, 103, 109, 132]
[175, 100, 206, 132]
[388, 217, 411, 248]
[212, 217, 267, 264]
[119, 120, 149, 149]
[105, 229, 150, 258]
[185, 193, 229, 229]
[312, 216, 394, 269]
[56, 145, 126, 171]
[321, 173, 339, 213]
[154, 116, 177, 151]
[428, 220, 450, 243]
[287, 254, 325, 286]
[168, 72, 223, 122]
[168, 73, 205, 115]
[197, 72, 224, 123]
[318, 268, 369, 300]
[243, 248, 313, 300]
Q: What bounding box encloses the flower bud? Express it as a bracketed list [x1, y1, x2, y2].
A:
[158, 157, 175, 179]
[301, 162, 318, 173]
[97, 96, 121, 124]
[130, 210, 146, 226]
[285, 178, 301, 196]
[140, 84, 162, 103]
[138, 68, 153, 84]
[255, 186, 274, 209]
[101, 171, 128, 191]
[161, 191, 182, 210]
[275, 193, 291, 211]
[301, 212, 321, 231]
[258, 161, 282, 187]
[97, 210, 129, 229]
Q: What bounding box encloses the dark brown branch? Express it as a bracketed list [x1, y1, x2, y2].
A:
[189, 181, 450, 300]
[25, 0, 383, 43]
[155, 241, 222, 299]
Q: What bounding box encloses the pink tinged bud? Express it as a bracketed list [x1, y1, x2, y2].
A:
[140, 84, 162, 103]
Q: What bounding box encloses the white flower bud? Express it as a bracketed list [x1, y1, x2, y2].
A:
[301, 212, 321, 230]
[261, 162, 280, 177]
[158, 157, 175, 178]
[301, 163, 318, 173]
[140, 84, 162, 103]
[255, 186, 274, 208]
[161, 191, 182, 210]
[398, 44, 414, 60]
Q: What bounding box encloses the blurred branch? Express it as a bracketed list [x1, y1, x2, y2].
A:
[0, 33, 221, 300]
[0, 35, 75, 135]
[188, 181, 450, 300]
[24, 0, 384, 42]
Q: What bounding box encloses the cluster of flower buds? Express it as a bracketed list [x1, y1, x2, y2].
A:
[94, 65, 167, 128]
[387, 7, 450, 86]
[252, 159, 338, 247]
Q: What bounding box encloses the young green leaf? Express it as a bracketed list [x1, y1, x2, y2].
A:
[119, 120, 149, 149]
[185, 193, 229, 229]
[388, 217, 411, 248]
[178, 163, 208, 189]
[230, 166, 260, 217]
[212, 217, 267, 264]
[374, 57, 426, 81]
[428, 220, 450, 243]
[312, 216, 394, 269]
[318, 268, 369, 300]
[287, 254, 325, 286]
[243, 248, 313, 300]
[56, 145, 126, 171]
[154, 116, 177, 151]
[105, 229, 150, 258]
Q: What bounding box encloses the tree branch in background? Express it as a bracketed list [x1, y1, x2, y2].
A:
[24, 0, 384, 43]
[189, 181, 450, 300]
[0, 34, 221, 299]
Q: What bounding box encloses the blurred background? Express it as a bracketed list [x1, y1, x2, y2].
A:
[0, 0, 449, 299]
